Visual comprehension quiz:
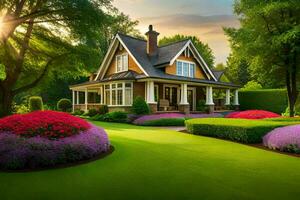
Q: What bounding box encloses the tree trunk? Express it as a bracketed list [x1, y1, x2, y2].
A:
[0, 86, 14, 117]
[286, 67, 298, 117]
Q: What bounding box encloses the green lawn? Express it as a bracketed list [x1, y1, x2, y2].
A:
[1, 122, 300, 200]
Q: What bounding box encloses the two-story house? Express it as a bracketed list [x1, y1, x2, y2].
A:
[70, 25, 240, 114]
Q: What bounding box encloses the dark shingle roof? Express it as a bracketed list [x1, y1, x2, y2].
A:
[211, 70, 225, 81]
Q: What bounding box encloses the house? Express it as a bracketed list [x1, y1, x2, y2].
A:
[70, 25, 240, 114]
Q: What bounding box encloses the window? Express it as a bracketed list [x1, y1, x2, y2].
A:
[104, 82, 133, 106]
[116, 54, 128, 72]
[176, 60, 195, 78]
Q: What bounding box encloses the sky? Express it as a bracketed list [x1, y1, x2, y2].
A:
[112, 0, 240, 64]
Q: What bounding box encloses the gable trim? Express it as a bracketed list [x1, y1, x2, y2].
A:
[95, 34, 149, 81]
[169, 40, 217, 81]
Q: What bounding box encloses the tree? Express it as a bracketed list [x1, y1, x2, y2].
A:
[159, 35, 215, 68]
[225, 52, 250, 85]
[0, 0, 140, 117]
[224, 0, 300, 116]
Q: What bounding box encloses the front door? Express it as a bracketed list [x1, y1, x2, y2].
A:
[164, 86, 179, 108]
[187, 89, 195, 111]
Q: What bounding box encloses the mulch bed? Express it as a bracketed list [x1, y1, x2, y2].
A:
[1, 145, 114, 173]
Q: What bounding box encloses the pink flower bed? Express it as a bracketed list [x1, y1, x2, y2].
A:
[133, 113, 223, 125]
[225, 110, 280, 119]
[263, 125, 300, 153]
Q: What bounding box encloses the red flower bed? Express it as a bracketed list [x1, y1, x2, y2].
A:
[225, 110, 281, 119]
[0, 111, 90, 139]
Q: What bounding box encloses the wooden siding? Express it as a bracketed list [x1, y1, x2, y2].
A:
[165, 54, 207, 79]
[133, 82, 145, 100]
[104, 48, 144, 77]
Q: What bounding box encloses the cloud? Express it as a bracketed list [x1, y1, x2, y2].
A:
[137, 14, 239, 64]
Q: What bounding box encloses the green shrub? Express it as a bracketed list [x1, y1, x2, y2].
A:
[87, 109, 98, 117]
[92, 111, 128, 123]
[196, 99, 207, 112]
[57, 98, 72, 112]
[142, 118, 185, 126]
[131, 96, 150, 115]
[72, 109, 84, 116]
[14, 104, 30, 114]
[185, 118, 298, 143]
[240, 80, 262, 91]
[99, 105, 109, 115]
[28, 96, 43, 112]
[239, 89, 287, 114]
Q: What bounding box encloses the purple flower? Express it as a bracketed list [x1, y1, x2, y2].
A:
[133, 113, 223, 125]
[263, 125, 300, 152]
[0, 124, 110, 170]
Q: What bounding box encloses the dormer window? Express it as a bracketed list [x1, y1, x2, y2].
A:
[116, 54, 128, 72]
[176, 60, 195, 78]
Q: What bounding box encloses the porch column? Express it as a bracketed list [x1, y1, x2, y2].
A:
[85, 88, 88, 112]
[225, 89, 231, 106]
[179, 83, 189, 114]
[76, 91, 79, 105]
[233, 89, 239, 110]
[205, 86, 214, 113]
[72, 90, 75, 112]
[99, 86, 103, 104]
[146, 81, 157, 113]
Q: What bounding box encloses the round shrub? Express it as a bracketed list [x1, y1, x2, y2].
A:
[131, 96, 150, 115]
[263, 125, 300, 153]
[225, 110, 280, 119]
[57, 98, 72, 112]
[0, 111, 90, 139]
[0, 124, 110, 170]
[99, 105, 109, 115]
[29, 96, 43, 111]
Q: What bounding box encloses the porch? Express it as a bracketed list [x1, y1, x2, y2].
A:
[70, 80, 239, 114]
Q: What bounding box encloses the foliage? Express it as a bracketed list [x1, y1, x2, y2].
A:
[0, 124, 110, 170]
[0, 111, 90, 139]
[99, 105, 109, 115]
[92, 111, 128, 123]
[185, 118, 297, 143]
[0, 0, 141, 117]
[131, 96, 150, 115]
[240, 81, 263, 91]
[0, 64, 5, 80]
[12, 102, 30, 114]
[57, 98, 72, 112]
[226, 52, 250, 85]
[196, 100, 207, 112]
[87, 109, 99, 117]
[224, 0, 300, 116]
[72, 109, 84, 116]
[263, 125, 300, 153]
[133, 113, 223, 126]
[142, 118, 185, 126]
[159, 34, 215, 68]
[29, 96, 43, 111]
[225, 110, 281, 119]
[239, 89, 288, 114]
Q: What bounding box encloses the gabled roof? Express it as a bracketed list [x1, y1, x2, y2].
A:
[102, 70, 139, 81]
[211, 70, 225, 81]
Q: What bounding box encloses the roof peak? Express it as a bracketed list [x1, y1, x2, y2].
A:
[117, 32, 147, 42]
[158, 39, 190, 48]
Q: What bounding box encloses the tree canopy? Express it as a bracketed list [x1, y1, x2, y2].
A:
[159, 34, 215, 69]
[224, 0, 300, 116]
[0, 0, 140, 116]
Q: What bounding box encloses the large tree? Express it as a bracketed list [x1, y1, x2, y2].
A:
[159, 34, 215, 69]
[0, 0, 139, 116]
[224, 0, 300, 116]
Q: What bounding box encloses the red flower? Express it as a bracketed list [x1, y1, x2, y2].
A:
[225, 110, 280, 119]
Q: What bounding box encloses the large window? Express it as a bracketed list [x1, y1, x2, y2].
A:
[176, 60, 195, 78]
[116, 54, 128, 72]
[104, 82, 133, 106]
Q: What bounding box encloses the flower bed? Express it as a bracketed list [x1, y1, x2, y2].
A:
[133, 113, 223, 126]
[263, 125, 300, 153]
[0, 111, 110, 170]
[225, 110, 280, 119]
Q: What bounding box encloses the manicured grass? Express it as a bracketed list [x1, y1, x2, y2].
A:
[1, 121, 300, 200]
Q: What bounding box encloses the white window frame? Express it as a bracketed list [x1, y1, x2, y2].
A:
[104, 81, 133, 106]
[176, 60, 195, 78]
[116, 53, 128, 73]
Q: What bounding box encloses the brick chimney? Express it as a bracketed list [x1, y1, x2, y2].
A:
[145, 25, 159, 57]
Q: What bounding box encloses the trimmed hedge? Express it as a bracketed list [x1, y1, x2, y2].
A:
[91, 111, 128, 123]
[29, 96, 43, 111]
[185, 118, 298, 143]
[239, 89, 287, 114]
[57, 98, 72, 112]
[142, 118, 185, 126]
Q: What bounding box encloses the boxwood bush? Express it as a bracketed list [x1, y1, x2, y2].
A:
[29, 96, 43, 111]
[239, 89, 287, 114]
[142, 118, 185, 126]
[91, 111, 128, 123]
[185, 118, 298, 143]
[57, 98, 72, 112]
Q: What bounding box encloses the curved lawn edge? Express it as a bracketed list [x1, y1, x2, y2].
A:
[1, 145, 114, 173]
